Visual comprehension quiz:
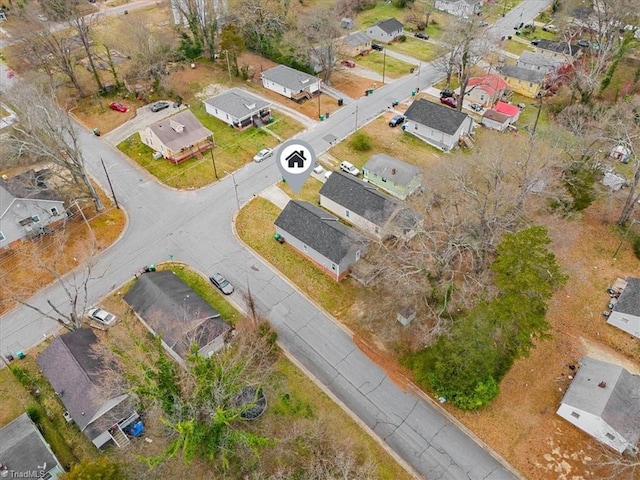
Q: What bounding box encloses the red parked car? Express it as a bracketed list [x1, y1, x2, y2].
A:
[109, 102, 128, 112]
[341, 60, 356, 68]
[439, 96, 458, 108]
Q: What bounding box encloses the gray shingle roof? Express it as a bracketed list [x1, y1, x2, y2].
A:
[404, 99, 471, 135]
[375, 18, 404, 34]
[561, 357, 640, 447]
[342, 31, 371, 47]
[613, 277, 640, 316]
[517, 51, 564, 69]
[500, 65, 545, 84]
[261, 65, 318, 93]
[123, 271, 230, 360]
[482, 109, 510, 122]
[37, 329, 120, 432]
[320, 171, 401, 226]
[147, 110, 213, 152]
[274, 200, 366, 264]
[536, 39, 582, 56]
[0, 169, 61, 202]
[363, 154, 421, 188]
[0, 413, 61, 475]
[203, 88, 270, 121]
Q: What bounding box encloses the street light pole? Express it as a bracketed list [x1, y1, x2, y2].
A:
[100, 158, 119, 209]
[225, 170, 240, 211]
[209, 149, 219, 179]
[317, 77, 321, 119]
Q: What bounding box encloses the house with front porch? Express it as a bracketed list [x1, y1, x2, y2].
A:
[38, 328, 142, 450]
[339, 31, 372, 57]
[203, 88, 271, 130]
[140, 110, 214, 164]
[403, 99, 473, 151]
[0, 169, 66, 250]
[463, 74, 508, 107]
[365, 18, 404, 43]
[261, 65, 320, 102]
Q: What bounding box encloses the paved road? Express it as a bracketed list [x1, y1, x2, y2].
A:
[1, 2, 550, 478]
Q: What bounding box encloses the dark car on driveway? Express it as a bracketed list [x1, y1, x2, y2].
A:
[210, 272, 234, 295]
[440, 96, 458, 108]
[371, 44, 384, 51]
[414, 32, 429, 40]
[151, 101, 170, 112]
[389, 115, 405, 127]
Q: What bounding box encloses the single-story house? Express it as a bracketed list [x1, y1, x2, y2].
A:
[124, 270, 231, 363]
[517, 51, 564, 74]
[606, 277, 640, 337]
[534, 39, 582, 60]
[37, 328, 141, 450]
[557, 356, 640, 454]
[140, 110, 214, 164]
[493, 101, 521, 123]
[403, 98, 473, 151]
[319, 171, 422, 240]
[366, 18, 404, 43]
[499, 65, 545, 98]
[362, 154, 422, 200]
[203, 88, 271, 131]
[463, 74, 508, 107]
[274, 200, 367, 281]
[481, 109, 511, 131]
[0, 413, 65, 479]
[261, 65, 320, 102]
[0, 169, 66, 250]
[339, 31, 372, 57]
[435, 0, 482, 18]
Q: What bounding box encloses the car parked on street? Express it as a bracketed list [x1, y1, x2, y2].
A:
[389, 114, 405, 127]
[440, 96, 458, 108]
[371, 44, 384, 51]
[87, 307, 117, 326]
[341, 59, 356, 68]
[340, 161, 360, 176]
[109, 102, 128, 112]
[209, 272, 234, 295]
[414, 32, 429, 40]
[440, 89, 454, 98]
[253, 148, 273, 162]
[151, 101, 170, 112]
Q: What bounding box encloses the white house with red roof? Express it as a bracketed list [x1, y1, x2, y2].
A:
[462, 74, 508, 107]
[493, 101, 520, 123]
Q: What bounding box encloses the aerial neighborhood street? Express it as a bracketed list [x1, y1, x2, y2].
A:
[2, 0, 640, 478]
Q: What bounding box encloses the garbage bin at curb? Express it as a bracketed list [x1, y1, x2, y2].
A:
[320, 114, 325, 121]
[338, 98, 344, 106]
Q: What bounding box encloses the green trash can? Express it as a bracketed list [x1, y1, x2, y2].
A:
[368, 88, 374, 94]
[320, 114, 325, 121]
[149, 264, 156, 272]
[269, 116, 274, 123]
[411, 89, 416, 96]
[16, 351, 25, 359]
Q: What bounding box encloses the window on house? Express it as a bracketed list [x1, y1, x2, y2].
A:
[0, 231, 5, 242]
[346, 210, 350, 218]
[225, 114, 229, 119]
[381, 177, 387, 183]
[331, 263, 336, 271]
[51, 207, 59, 216]
[605, 433, 615, 440]
[356, 250, 361, 261]
[32, 215, 41, 223]
[570, 411, 580, 419]
[303, 244, 308, 252]
[622, 317, 629, 323]
[529, 82, 533, 87]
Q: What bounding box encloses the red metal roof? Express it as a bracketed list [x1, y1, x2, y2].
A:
[467, 74, 508, 96]
[494, 101, 520, 117]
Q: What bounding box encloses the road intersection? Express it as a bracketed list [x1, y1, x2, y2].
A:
[1, 2, 551, 478]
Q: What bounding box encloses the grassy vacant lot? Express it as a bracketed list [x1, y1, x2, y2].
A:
[278, 177, 323, 204]
[236, 198, 364, 321]
[387, 37, 440, 63]
[329, 114, 441, 171]
[118, 106, 301, 189]
[356, 51, 417, 80]
[356, 3, 405, 29]
[501, 37, 535, 56]
[482, 0, 523, 21]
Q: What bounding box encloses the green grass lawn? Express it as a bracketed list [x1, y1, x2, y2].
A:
[510, 93, 549, 132]
[387, 37, 440, 63]
[279, 177, 323, 204]
[356, 3, 404, 29]
[236, 198, 363, 319]
[356, 51, 417, 80]
[501, 38, 534, 56]
[482, 0, 523, 21]
[157, 263, 241, 325]
[117, 105, 302, 189]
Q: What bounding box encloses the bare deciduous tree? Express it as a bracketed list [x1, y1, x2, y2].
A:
[173, 0, 220, 60]
[295, 7, 342, 84]
[4, 82, 104, 211]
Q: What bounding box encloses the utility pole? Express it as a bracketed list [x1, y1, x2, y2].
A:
[225, 171, 241, 211]
[354, 103, 358, 130]
[532, 91, 544, 136]
[317, 77, 321, 119]
[100, 158, 119, 209]
[210, 149, 219, 179]
[382, 47, 387, 85]
[222, 50, 232, 83]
